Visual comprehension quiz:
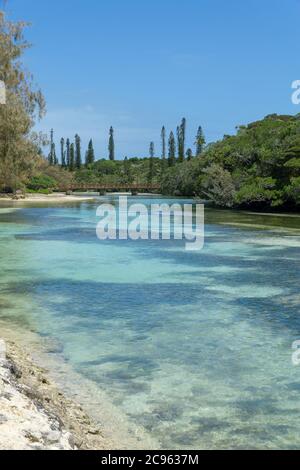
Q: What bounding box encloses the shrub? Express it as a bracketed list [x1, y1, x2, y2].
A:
[285, 177, 300, 205]
[198, 164, 236, 207]
[27, 174, 57, 191]
[234, 177, 281, 207]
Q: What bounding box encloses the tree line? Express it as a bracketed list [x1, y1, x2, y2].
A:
[152, 120, 206, 168]
[47, 120, 206, 172]
[48, 126, 115, 169]
[161, 113, 300, 210]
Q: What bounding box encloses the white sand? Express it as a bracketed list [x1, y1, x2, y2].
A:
[0, 193, 97, 203]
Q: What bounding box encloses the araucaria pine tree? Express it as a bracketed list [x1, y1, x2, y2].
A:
[195, 126, 205, 157]
[161, 126, 166, 159]
[47, 151, 52, 166]
[168, 132, 176, 167]
[176, 126, 180, 161]
[177, 118, 186, 163]
[48, 129, 56, 165]
[53, 147, 58, 165]
[85, 139, 95, 167]
[60, 138, 66, 167]
[108, 127, 115, 161]
[66, 138, 70, 169]
[69, 143, 75, 171]
[75, 134, 82, 169]
[148, 142, 155, 182]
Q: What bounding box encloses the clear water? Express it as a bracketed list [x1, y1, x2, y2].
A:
[1, 197, 300, 449]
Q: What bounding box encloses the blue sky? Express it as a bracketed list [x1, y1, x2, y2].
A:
[6, 0, 300, 159]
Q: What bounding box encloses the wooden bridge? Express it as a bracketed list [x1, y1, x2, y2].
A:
[57, 183, 161, 195]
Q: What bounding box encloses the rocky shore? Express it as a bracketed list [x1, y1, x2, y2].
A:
[0, 338, 111, 450]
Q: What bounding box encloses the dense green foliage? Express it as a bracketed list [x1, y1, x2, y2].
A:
[27, 174, 56, 191]
[73, 157, 163, 186]
[162, 114, 300, 210]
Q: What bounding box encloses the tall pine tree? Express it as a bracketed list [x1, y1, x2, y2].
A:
[195, 126, 205, 157]
[48, 129, 55, 165]
[108, 127, 115, 161]
[161, 126, 166, 159]
[176, 126, 180, 161]
[60, 138, 66, 167]
[148, 142, 155, 183]
[178, 118, 186, 163]
[168, 132, 176, 167]
[66, 138, 70, 169]
[75, 134, 82, 169]
[85, 139, 95, 167]
[53, 146, 58, 165]
[69, 143, 75, 171]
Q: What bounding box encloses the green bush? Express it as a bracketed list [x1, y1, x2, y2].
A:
[26, 188, 52, 195]
[27, 175, 57, 191]
[234, 177, 281, 207]
[199, 164, 236, 207]
[285, 177, 300, 205]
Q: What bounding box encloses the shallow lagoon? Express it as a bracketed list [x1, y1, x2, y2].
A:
[1, 198, 300, 449]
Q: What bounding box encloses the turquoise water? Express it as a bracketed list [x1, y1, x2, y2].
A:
[1, 197, 300, 449]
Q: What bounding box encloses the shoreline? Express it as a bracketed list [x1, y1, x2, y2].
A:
[0, 192, 164, 204]
[0, 322, 158, 451]
[0, 193, 97, 203]
[0, 337, 113, 450]
[1, 193, 299, 218]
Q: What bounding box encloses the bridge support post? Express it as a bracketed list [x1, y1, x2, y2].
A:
[99, 190, 106, 196]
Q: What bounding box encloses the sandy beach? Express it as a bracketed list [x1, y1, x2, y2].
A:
[0, 193, 97, 203]
[0, 337, 112, 450]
